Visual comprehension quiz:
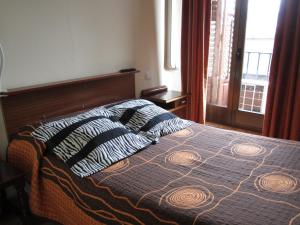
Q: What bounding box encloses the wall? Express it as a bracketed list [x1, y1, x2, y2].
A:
[0, 0, 141, 157]
[0, 0, 140, 89]
[154, 0, 182, 92]
[0, 0, 181, 156]
[134, 0, 182, 96]
[134, 0, 161, 97]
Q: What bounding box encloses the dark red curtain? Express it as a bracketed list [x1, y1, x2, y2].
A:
[181, 0, 211, 123]
[263, 0, 300, 141]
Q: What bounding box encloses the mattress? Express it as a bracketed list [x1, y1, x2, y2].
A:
[8, 123, 300, 225]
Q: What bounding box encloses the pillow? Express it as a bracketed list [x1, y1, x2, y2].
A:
[107, 99, 193, 140]
[32, 107, 153, 177]
[33, 106, 114, 143]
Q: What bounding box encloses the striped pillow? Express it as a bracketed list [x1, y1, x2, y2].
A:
[33, 107, 114, 141]
[107, 99, 193, 141]
[32, 108, 153, 177]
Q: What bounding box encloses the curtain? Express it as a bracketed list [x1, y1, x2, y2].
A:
[181, 0, 211, 123]
[263, 0, 300, 141]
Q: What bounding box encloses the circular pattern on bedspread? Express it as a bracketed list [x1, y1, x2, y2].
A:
[171, 128, 194, 137]
[167, 150, 200, 166]
[103, 159, 130, 173]
[231, 143, 266, 157]
[165, 186, 213, 209]
[257, 172, 297, 193]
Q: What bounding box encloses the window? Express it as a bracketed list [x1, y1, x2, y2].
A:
[206, 0, 280, 131]
[165, 0, 182, 70]
[207, 0, 236, 107]
[239, 84, 267, 113]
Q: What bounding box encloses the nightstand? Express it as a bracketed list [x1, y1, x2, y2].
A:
[141, 86, 188, 119]
[0, 161, 29, 222]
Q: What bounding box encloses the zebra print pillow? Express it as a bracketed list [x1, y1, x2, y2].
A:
[34, 107, 114, 141]
[107, 99, 193, 141]
[32, 108, 153, 177]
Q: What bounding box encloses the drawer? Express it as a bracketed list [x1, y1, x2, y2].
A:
[170, 105, 187, 119]
[174, 97, 187, 107]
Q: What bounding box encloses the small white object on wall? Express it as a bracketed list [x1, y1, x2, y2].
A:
[145, 71, 152, 80]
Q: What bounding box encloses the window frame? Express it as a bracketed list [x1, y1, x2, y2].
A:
[165, 0, 182, 71]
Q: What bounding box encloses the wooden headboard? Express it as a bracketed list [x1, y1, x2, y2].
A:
[0, 71, 138, 136]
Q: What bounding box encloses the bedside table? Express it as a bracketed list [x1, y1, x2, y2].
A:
[0, 161, 29, 221]
[141, 86, 188, 119]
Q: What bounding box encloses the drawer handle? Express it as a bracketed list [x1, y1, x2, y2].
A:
[181, 100, 187, 104]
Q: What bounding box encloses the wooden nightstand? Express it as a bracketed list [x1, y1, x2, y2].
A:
[0, 161, 29, 222]
[141, 86, 188, 119]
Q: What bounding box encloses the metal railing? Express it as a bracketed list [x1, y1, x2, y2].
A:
[242, 51, 272, 81]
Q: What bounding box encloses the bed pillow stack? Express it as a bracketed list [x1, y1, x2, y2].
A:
[32, 107, 153, 177]
[32, 99, 192, 177]
[107, 99, 193, 142]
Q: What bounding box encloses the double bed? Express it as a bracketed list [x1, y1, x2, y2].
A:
[3, 72, 300, 225]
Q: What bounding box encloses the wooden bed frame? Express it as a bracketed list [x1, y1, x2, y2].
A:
[0, 71, 138, 136]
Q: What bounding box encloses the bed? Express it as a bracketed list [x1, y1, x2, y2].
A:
[2, 72, 300, 225]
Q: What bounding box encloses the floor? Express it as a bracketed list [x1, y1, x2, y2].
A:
[205, 121, 261, 135]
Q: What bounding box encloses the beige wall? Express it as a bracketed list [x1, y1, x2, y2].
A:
[0, 0, 181, 156]
[134, 0, 161, 97]
[154, 0, 182, 92]
[135, 0, 182, 96]
[0, 0, 140, 89]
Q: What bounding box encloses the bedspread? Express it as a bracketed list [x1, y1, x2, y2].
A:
[8, 124, 300, 225]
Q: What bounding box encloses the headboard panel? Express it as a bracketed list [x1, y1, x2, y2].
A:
[0, 71, 137, 135]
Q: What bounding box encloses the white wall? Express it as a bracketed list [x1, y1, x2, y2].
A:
[0, 0, 141, 156]
[134, 0, 161, 97]
[0, 0, 140, 89]
[0, 0, 182, 156]
[154, 0, 182, 92]
[134, 0, 182, 96]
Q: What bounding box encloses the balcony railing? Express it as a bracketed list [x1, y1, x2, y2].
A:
[242, 51, 272, 81]
[239, 51, 272, 114]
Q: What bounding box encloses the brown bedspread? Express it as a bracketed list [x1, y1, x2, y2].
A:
[8, 124, 300, 225]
